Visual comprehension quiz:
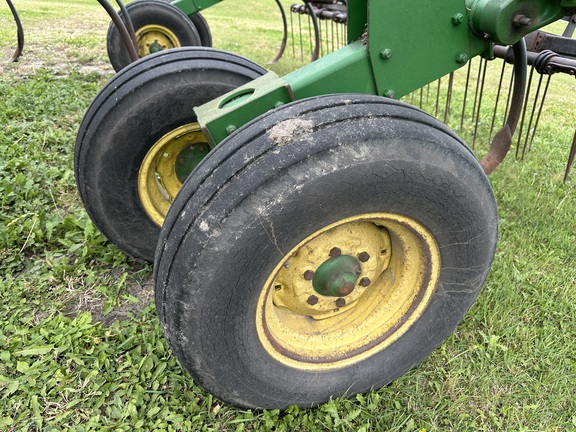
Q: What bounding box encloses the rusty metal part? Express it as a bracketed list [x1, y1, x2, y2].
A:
[97, 0, 139, 63]
[480, 39, 527, 175]
[268, 0, 288, 64]
[6, 0, 24, 63]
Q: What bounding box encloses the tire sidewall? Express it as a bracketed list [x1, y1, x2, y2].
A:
[159, 96, 498, 408]
[76, 49, 267, 261]
[107, 0, 201, 72]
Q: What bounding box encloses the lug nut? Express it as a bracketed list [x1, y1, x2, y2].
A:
[307, 295, 319, 305]
[359, 277, 371, 287]
[335, 298, 346, 308]
[358, 252, 370, 262]
[329, 247, 341, 258]
[304, 270, 315, 281]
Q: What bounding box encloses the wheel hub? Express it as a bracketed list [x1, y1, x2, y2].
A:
[312, 254, 361, 297]
[136, 24, 180, 57]
[138, 123, 210, 226]
[257, 213, 441, 370]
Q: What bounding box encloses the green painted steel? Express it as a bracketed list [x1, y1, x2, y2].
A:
[170, 0, 223, 15]
[195, 0, 576, 147]
[195, 72, 295, 145]
[367, 0, 489, 98]
[175, 143, 211, 183]
[467, 0, 576, 45]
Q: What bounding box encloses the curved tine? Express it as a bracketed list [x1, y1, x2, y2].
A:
[481, 39, 528, 175]
[97, 0, 139, 63]
[115, 0, 138, 53]
[6, 0, 24, 63]
[268, 0, 288, 65]
[304, 1, 320, 62]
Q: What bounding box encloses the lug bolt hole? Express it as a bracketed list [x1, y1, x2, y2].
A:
[303, 270, 315, 281]
[335, 298, 346, 308]
[329, 247, 341, 258]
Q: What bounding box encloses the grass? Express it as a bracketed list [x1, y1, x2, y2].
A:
[1, 1, 576, 430]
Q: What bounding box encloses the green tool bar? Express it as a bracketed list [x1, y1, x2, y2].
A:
[196, 0, 576, 147]
[195, 42, 376, 146]
[171, 0, 223, 15]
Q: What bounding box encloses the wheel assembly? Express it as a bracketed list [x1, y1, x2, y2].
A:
[74, 47, 266, 261]
[106, 0, 202, 72]
[155, 94, 498, 409]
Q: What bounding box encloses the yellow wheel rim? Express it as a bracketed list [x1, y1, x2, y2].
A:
[136, 24, 180, 57]
[256, 213, 441, 371]
[138, 123, 210, 227]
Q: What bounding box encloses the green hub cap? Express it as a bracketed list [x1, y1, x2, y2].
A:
[312, 255, 361, 297]
[148, 40, 163, 54]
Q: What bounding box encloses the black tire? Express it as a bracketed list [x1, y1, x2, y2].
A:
[75, 47, 267, 262]
[189, 12, 212, 47]
[160, 1, 212, 46]
[154, 94, 498, 409]
[107, 0, 201, 72]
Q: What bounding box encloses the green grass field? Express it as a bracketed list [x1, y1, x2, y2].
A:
[1, 1, 576, 430]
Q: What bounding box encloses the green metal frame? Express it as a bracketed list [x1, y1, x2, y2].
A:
[170, 0, 223, 15]
[195, 0, 576, 147]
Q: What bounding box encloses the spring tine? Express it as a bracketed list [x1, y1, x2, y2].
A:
[521, 71, 545, 158]
[564, 130, 576, 183]
[268, 0, 288, 64]
[298, 12, 304, 62]
[304, 1, 320, 62]
[503, 66, 515, 128]
[97, 0, 138, 62]
[419, 87, 424, 110]
[435, 77, 441, 118]
[471, 58, 483, 128]
[527, 75, 551, 152]
[290, 7, 295, 58]
[488, 58, 508, 143]
[516, 65, 535, 159]
[444, 72, 454, 124]
[328, 19, 332, 53]
[461, 61, 472, 131]
[472, 59, 488, 148]
[6, 0, 24, 62]
[115, 0, 138, 54]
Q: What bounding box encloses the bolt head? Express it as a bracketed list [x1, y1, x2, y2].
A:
[359, 277, 371, 287]
[358, 252, 370, 262]
[304, 270, 315, 281]
[452, 13, 464, 25]
[456, 53, 469, 65]
[307, 295, 319, 305]
[380, 48, 392, 60]
[384, 90, 395, 99]
[329, 247, 341, 258]
[335, 298, 346, 308]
